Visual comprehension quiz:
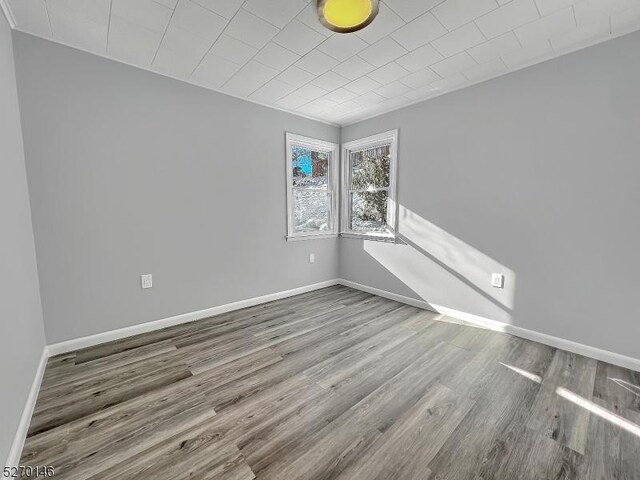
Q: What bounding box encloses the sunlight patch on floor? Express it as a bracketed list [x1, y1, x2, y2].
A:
[557, 386, 640, 438]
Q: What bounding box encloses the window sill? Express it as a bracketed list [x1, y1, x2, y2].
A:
[286, 234, 338, 242]
[340, 232, 397, 243]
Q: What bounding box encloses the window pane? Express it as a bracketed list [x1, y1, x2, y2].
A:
[350, 145, 390, 190]
[294, 190, 330, 233]
[293, 147, 329, 189]
[350, 190, 389, 233]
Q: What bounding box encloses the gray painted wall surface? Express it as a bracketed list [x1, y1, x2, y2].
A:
[341, 31, 640, 359]
[9, 28, 640, 361]
[13, 32, 340, 344]
[0, 17, 46, 464]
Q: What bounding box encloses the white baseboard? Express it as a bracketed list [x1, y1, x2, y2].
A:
[4, 347, 48, 468]
[337, 279, 433, 311]
[5, 277, 640, 469]
[47, 280, 339, 356]
[337, 278, 640, 373]
[432, 303, 640, 372]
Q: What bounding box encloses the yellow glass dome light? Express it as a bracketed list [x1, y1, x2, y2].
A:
[317, 0, 379, 33]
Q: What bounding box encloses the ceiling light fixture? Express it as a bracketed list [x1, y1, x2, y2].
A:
[317, 0, 379, 34]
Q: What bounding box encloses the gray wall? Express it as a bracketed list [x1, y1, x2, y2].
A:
[9, 28, 640, 361]
[0, 16, 46, 465]
[341, 30, 640, 359]
[12, 32, 340, 344]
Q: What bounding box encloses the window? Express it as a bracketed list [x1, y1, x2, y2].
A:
[286, 133, 339, 240]
[341, 130, 398, 239]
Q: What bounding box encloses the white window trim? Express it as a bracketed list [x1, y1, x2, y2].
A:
[285, 133, 340, 241]
[340, 129, 399, 241]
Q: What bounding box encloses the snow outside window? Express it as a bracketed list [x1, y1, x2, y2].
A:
[285, 133, 339, 241]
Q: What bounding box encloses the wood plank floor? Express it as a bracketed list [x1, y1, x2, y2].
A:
[20, 286, 640, 479]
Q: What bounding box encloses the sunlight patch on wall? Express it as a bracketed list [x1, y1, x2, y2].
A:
[398, 205, 516, 310]
[363, 205, 516, 325]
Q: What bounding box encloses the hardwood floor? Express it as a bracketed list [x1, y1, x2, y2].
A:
[20, 286, 640, 479]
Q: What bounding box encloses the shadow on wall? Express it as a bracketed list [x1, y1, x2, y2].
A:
[364, 205, 516, 325]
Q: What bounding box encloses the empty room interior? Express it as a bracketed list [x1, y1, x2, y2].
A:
[2, 0, 640, 478]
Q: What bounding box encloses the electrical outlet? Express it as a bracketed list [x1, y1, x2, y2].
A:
[309, 253, 315, 264]
[491, 273, 504, 289]
[141, 274, 153, 289]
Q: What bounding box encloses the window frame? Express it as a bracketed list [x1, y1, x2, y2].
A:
[340, 129, 399, 241]
[285, 133, 340, 241]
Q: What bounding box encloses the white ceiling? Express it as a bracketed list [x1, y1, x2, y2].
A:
[4, 0, 640, 125]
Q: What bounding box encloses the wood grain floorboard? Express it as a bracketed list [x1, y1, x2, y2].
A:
[19, 287, 640, 479]
[527, 350, 598, 454]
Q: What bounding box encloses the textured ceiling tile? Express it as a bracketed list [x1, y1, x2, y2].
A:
[209, 35, 257, 65]
[344, 76, 382, 95]
[295, 49, 340, 75]
[550, 17, 610, 51]
[332, 56, 377, 80]
[254, 42, 301, 70]
[108, 15, 164, 66]
[295, 3, 333, 36]
[191, 0, 244, 19]
[353, 91, 386, 105]
[476, 0, 540, 38]
[358, 37, 408, 67]
[153, 24, 212, 77]
[317, 34, 369, 62]
[431, 72, 466, 90]
[276, 93, 312, 109]
[501, 39, 553, 68]
[391, 12, 447, 51]
[400, 67, 440, 88]
[8, 0, 52, 35]
[368, 62, 410, 84]
[191, 53, 242, 88]
[311, 71, 350, 91]
[375, 80, 412, 98]
[514, 7, 576, 45]
[432, 0, 499, 30]
[250, 79, 298, 102]
[467, 32, 521, 64]
[50, 0, 111, 24]
[384, 0, 446, 22]
[295, 83, 329, 100]
[276, 65, 316, 87]
[403, 84, 438, 100]
[48, 11, 109, 53]
[324, 87, 360, 103]
[574, 0, 639, 25]
[431, 22, 486, 57]
[225, 9, 279, 49]
[9, 0, 640, 125]
[463, 56, 507, 80]
[611, 5, 640, 33]
[355, 2, 406, 44]
[273, 19, 326, 55]
[111, 0, 172, 33]
[154, 0, 179, 8]
[243, 0, 308, 29]
[396, 43, 444, 72]
[534, 0, 575, 17]
[223, 59, 280, 96]
[430, 51, 477, 77]
[171, 0, 228, 42]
